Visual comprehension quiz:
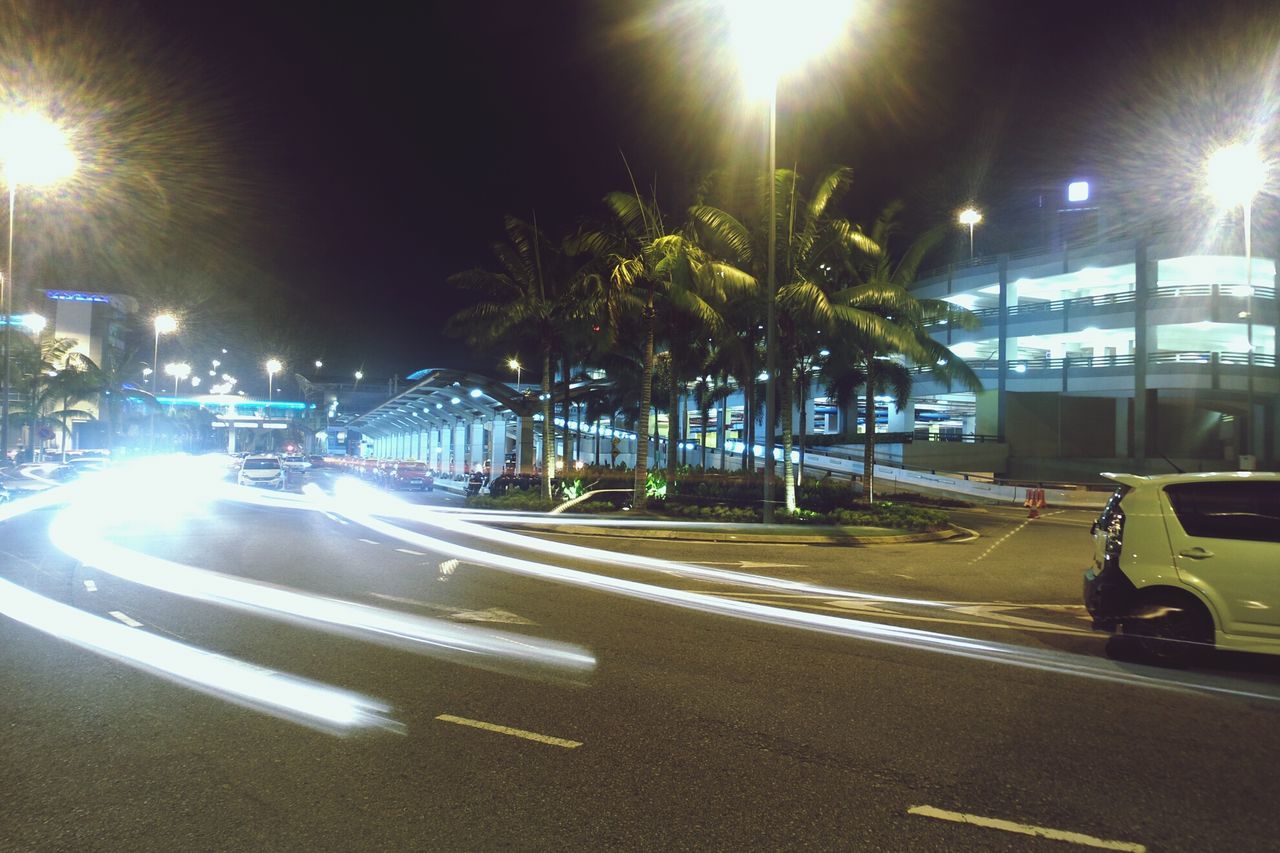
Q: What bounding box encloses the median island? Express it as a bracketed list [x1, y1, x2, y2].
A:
[467, 467, 966, 539]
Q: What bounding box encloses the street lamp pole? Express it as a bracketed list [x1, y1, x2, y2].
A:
[2, 184, 14, 459]
[1244, 195, 1254, 463]
[149, 314, 178, 452]
[266, 358, 282, 409]
[959, 207, 982, 259]
[1206, 142, 1267, 467]
[762, 84, 779, 523]
[0, 112, 77, 461]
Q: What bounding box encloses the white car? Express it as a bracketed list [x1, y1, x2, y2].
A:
[282, 455, 312, 471]
[237, 454, 285, 490]
[1084, 471, 1280, 663]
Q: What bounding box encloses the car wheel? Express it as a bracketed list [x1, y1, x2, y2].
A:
[1121, 592, 1213, 667]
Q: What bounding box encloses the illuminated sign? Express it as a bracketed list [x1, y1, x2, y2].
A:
[44, 290, 110, 303]
[1066, 180, 1090, 203]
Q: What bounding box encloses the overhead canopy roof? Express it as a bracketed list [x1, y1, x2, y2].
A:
[344, 368, 613, 438]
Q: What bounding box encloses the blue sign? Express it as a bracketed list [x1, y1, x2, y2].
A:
[45, 290, 110, 303]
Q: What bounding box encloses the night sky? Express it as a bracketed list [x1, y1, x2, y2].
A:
[17, 0, 1280, 380]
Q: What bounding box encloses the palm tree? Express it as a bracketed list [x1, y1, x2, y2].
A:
[832, 204, 983, 501]
[572, 179, 753, 507]
[447, 215, 569, 500]
[4, 337, 98, 459]
[693, 166, 912, 512]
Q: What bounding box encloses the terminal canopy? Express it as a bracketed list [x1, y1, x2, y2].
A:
[344, 368, 613, 438]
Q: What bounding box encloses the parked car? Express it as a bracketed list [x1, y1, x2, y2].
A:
[0, 480, 9, 505]
[388, 461, 434, 491]
[1084, 471, 1280, 664]
[237, 454, 286, 490]
[282, 455, 312, 471]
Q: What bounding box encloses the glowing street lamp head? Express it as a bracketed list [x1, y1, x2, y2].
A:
[958, 207, 982, 227]
[507, 358, 521, 371]
[164, 362, 190, 380]
[153, 313, 178, 335]
[314, 359, 323, 369]
[0, 111, 78, 187]
[723, 0, 857, 100]
[354, 370, 364, 381]
[1206, 143, 1268, 208]
[265, 358, 283, 375]
[19, 313, 46, 333]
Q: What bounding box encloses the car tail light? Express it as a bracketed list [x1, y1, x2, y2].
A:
[1100, 506, 1125, 573]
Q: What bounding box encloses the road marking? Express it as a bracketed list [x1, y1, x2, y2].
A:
[450, 607, 534, 625]
[968, 519, 1031, 564]
[107, 610, 143, 628]
[395, 547, 426, 556]
[82, 580, 97, 592]
[907, 805, 1145, 851]
[700, 560, 807, 569]
[694, 592, 1096, 638]
[435, 714, 581, 748]
[357, 538, 380, 545]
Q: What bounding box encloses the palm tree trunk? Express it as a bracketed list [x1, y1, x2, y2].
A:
[632, 299, 655, 506]
[797, 372, 807, 487]
[864, 363, 876, 503]
[781, 363, 795, 513]
[62, 395, 70, 461]
[665, 374, 678, 483]
[743, 379, 754, 473]
[561, 351, 572, 470]
[541, 345, 554, 500]
[719, 396, 727, 472]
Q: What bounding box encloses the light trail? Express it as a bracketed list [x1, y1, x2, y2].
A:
[0, 576, 398, 735]
[311, 485, 1280, 706]
[319, 480, 946, 608]
[47, 502, 595, 682]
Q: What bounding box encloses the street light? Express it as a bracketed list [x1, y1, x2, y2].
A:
[265, 358, 282, 407]
[958, 207, 983, 259]
[164, 361, 191, 396]
[724, 0, 856, 521]
[314, 359, 323, 371]
[151, 313, 178, 391]
[1206, 141, 1268, 466]
[354, 369, 363, 389]
[147, 313, 179, 452]
[507, 357, 522, 388]
[0, 110, 77, 459]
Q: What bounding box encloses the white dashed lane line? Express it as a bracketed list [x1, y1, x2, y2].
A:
[968, 519, 1031, 564]
[907, 805, 1145, 852]
[107, 611, 143, 628]
[435, 714, 582, 749]
[357, 538, 380, 545]
[394, 548, 426, 556]
[82, 580, 97, 592]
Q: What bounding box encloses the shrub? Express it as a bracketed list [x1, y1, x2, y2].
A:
[467, 490, 556, 512]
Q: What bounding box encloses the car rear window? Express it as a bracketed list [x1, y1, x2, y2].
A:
[1165, 481, 1280, 543]
[244, 458, 281, 470]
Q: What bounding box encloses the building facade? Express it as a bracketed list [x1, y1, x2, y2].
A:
[907, 239, 1278, 479]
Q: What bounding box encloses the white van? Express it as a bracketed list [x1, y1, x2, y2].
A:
[1084, 471, 1280, 663]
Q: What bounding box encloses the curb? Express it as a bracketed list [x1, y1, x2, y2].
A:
[501, 522, 968, 546]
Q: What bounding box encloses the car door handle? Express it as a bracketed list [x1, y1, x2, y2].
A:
[1178, 547, 1214, 559]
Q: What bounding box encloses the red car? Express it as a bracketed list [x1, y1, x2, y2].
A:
[389, 461, 434, 491]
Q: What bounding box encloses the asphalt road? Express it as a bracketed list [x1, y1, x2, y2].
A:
[2, 466, 1278, 851]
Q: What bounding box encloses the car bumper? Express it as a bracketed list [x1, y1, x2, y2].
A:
[240, 478, 285, 489]
[1083, 565, 1136, 631]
